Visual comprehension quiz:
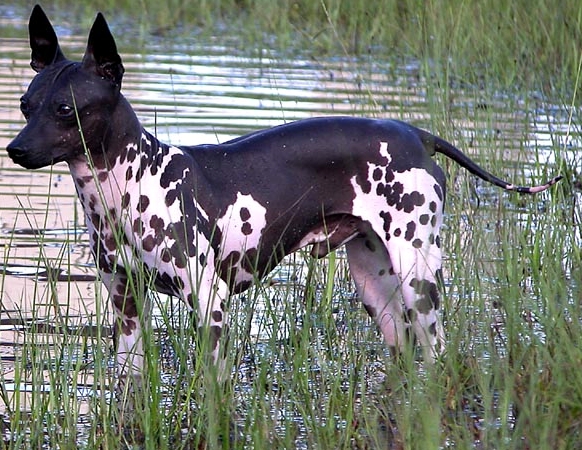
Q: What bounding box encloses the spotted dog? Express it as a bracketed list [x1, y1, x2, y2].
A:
[8, 6, 561, 397]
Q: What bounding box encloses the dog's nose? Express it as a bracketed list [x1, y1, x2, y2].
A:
[6, 137, 36, 169]
[7, 141, 26, 160]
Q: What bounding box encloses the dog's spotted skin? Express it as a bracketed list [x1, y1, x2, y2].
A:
[7, 6, 561, 397]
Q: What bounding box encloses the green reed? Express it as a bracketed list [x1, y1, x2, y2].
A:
[9, 0, 581, 96]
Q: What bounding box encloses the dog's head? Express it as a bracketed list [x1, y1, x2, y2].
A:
[7, 5, 125, 169]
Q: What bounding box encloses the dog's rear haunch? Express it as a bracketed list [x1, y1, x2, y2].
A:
[7, 5, 561, 400]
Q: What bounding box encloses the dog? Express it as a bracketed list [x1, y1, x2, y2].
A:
[7, 5, 561, 398]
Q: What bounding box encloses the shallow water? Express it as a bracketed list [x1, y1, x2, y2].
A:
[0, 4, 578, 447]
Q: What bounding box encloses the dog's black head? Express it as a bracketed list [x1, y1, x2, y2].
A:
[7, 5, 125, 169]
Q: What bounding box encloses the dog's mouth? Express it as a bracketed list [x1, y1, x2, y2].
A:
[6, 146, 52, 170]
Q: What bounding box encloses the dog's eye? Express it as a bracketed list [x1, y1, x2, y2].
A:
[19, 96, 30, 119]
[57, 103, 74, 117]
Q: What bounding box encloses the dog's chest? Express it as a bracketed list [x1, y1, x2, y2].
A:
[70, 134, 271, 294]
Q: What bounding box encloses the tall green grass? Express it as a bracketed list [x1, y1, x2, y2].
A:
[7, 0, 582, 95]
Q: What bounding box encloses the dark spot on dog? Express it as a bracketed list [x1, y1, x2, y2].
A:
[419, 214, 429, 225]
[172, 275, 185, 290]
[88, 194, 97, 211]
[115, 283, 126, 295]
[168, 239, 189, 269]
[429, 201, 437, 213]
[126, 146, 138, 163]
[137, 195, 150, 213]
[376, 183, 386, 196]
[135, 155, 149, 182]
[400, 191, 425, 213]
[380, 210, 392, 232]
[405, 221, 416, 241]
[112, 293, 138, 318]
[212, 310, 223, 322]
[133, 217, 144, 235]
[121, 193, 131, 209]
[365, 239, 376, 252]
[143, 235, 155, 252]
[120, 318, 137, 336]
[409, 278, 440, 313]
[412, 238, 423, 249]
[105, 234, 117, 251]
[393, 228, 401, 237]
[240, 207, 251, 221]
[125, 166, 133, 181]
[150, 215, 164, 229]
[241, 222, 252, 236]
[372, 167, 383, 181]
[428, 321, 437, 336]
[118, 146, 128, 165]
[160, 248, 172, 263]
[90, 212, 101, 227]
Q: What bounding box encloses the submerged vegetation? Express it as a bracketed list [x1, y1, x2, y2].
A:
[0, 0, 580, 449]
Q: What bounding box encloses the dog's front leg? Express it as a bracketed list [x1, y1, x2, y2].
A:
[102, 271, 150, 399]
[191, 270, 230, 382]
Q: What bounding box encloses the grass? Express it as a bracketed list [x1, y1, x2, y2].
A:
[3, 0, 582, 96]
[0, 0, 581, 449]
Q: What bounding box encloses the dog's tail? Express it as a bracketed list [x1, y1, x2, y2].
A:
[420, 130, 562, 194]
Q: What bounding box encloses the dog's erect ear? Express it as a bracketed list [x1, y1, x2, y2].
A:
[82, 13, 124, 86]
[28, 4, 66, 72]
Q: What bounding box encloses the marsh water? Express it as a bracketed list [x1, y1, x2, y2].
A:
[0, 5, 579, 446]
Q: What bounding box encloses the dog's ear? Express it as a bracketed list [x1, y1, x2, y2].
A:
[28, 4, 66, 72]
[82, 13, 125, 86]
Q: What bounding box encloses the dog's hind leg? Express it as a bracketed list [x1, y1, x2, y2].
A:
[384, 224, 445, 363]
[345, 231, 409, 356]
[346, 223, 444, 362]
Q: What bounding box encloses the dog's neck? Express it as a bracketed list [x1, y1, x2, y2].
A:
[67, 93, 177, 214]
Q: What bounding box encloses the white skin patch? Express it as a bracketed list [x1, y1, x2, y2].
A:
[351, 166, 443, 280]
[379, 141, 391, 163]
[217, 192, 267, 284]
